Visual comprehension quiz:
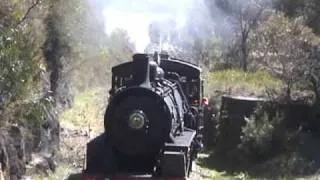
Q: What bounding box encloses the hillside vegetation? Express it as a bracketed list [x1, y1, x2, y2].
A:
[0, 0, 133, 179]
[204, 69, 283, 97]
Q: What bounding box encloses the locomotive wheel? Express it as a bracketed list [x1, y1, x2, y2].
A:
[107, 95, 171, 155]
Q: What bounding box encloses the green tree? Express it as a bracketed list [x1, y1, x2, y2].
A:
[0, 26, 42, 106]
[275, 0, 320, 34]
[206, 0, 270, 71]
[249, 11, 320, 98]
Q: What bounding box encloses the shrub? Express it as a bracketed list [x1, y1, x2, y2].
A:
[0, 27, 42, 103]
[239, 104, 297, 162]
[59, 88, 106, 132]
[203, 70, 283, 150]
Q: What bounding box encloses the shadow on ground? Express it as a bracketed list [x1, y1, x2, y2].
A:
[197, 133, 320, 179]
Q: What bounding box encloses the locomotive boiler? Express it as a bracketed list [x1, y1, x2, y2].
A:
[82, 52, 206, 179]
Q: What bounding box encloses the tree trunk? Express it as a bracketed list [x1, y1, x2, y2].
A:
[310, 74, 320, 134]
[286, 82, 292, 102]
[0, 163, 4, 180]
[241, 32, 248, 71]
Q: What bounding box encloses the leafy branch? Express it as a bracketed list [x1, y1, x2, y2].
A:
[15, 0, 42, 28]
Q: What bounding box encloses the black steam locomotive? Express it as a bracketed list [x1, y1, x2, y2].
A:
[82, 52, 206, 179]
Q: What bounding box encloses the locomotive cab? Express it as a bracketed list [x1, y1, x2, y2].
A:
[81, 52, 205, 180]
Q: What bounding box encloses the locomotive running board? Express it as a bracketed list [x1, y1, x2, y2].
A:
[68, 173, 187, 180]
[104, 175, 186, 180]
[164, 128, 196, 151]
[160, 128, 197, 177]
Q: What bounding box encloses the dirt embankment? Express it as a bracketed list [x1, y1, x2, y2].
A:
[0, 113, 60, 180]
[25, 121, 102, 179]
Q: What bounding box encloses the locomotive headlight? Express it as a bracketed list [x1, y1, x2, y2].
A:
[128, 110, 146, 130]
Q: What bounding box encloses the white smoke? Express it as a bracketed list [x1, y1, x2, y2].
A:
[102, 0, 195, 53]
[95, 0, 271, 57]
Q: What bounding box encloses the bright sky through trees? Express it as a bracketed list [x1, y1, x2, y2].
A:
[102, 0, 194, 52]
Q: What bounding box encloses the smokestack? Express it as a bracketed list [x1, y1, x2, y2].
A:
[132, 54, 151, 88]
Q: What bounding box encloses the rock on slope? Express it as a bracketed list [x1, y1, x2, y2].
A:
[0, 108, 60, 180]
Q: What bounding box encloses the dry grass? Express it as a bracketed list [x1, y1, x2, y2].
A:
[59, 87, 106, 132]
[195, 153, 253, 180]
[204, 69, 283, 98]
[30, 163, 80, 180]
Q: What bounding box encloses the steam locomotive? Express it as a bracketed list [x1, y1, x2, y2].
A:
[82, 52, 206, 179]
